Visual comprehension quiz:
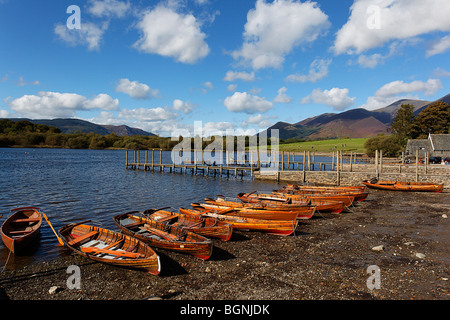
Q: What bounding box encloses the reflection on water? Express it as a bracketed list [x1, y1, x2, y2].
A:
[0, 148, 283, 270]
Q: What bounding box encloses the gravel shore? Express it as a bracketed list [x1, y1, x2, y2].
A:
[1, 189, 448, 302]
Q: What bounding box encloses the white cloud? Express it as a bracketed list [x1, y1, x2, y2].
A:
[224, 92, 273, 114]
[361, 78, 443, 110]
[134, 5, 210, 64]
[115, 78, 159, 99]
[334, 0, 450, 55]
[301, 88, 355, 111]
[357, 53, 384, 69]
[285, 58, 331, 83]
[172, 99, 195, 114]
[0, 109, 10, 118]
[54, 21, 108, 51]
[231, 0, 330, 70]
[119, 107, 177, 122]
[242, 114, 277, 128]
[227, 84, 238, 92]
[87, 0, 131, 18]
[375, 79, 442, 97]
[223, 71, 255, 82]
[426, 35, 450, 57]
[434, 68, 450, 78]
[273, 87, 293, 103]
[16, 76, 40, 87]
[8, 91, 119, 118]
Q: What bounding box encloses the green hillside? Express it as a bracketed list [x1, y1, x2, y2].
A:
[277, 138, 368, 153]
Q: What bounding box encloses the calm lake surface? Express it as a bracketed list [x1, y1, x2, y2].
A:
[0, 148, 284, 270]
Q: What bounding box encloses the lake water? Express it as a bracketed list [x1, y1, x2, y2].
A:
[0, 148, 285, 270]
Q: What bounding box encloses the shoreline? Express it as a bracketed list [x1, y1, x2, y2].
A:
[1, 189, 449, 301]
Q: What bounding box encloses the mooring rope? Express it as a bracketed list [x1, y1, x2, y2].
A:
[1, 247, 13, 273]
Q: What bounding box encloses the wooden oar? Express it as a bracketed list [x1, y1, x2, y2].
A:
[41, 211, 64, 246]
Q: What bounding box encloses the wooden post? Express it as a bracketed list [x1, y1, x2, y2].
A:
[425, 151, 428, 174]
[125, 150, 128, 167]
[160, 149, 162, 164]
[332, 151, 335, 171]
[380, 150, 383, 174]
[302, 150, 306, 182]
[375, 150, 379, 178]
[416, 149, 419, 182]
[336, 150, 340, 185]
[152, 149, 154, 170]
[350, 152, 353, 172]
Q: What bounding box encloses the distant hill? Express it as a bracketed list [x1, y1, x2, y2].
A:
[263, 94, 448, 140]
[6, 118, 155, 136]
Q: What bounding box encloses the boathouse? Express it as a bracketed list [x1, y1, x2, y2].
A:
[405, 134, 450, 158]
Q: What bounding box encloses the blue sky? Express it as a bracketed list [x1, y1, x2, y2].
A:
[1, 0, 449, 137]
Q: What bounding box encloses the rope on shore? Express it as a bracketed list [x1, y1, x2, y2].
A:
[1, 248, 12, 272]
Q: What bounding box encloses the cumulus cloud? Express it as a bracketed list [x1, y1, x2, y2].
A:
[119, 107, 177, 122]
[54, 21, 108, 51]
[172, 99, 195, 114]
[334, 0, 450, 55]
[285, 58, 331, 83]
[8, 91, 119, 118]
[115, 78, 159, 99]
[361, 78, 443, 110]
[223, 71, 255, 82]
[87, 0, 131, 18]
[426, 35, 450, 57]
[224, 92, 273, 114]
[242, 114, 277, 128]
[134, 5, 210, 64]
[231, 0, 330, 70]
[301, 88, 355, 111]
[273, 87, 293, 104]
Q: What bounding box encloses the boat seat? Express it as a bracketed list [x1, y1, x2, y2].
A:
[68, 231, 98, 246]
[12, 218, 40, 223]
[9, 229, 33, 235]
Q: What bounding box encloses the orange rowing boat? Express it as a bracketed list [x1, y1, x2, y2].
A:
[362, 179, 444, 193]
[1, 207, 42, 254]
[58, 221, 161, 275]
[179, 208, 298, 237]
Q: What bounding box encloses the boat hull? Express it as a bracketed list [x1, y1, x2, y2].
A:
[362, 180, 444, 192]
[180, 208, 298, 237]
[1, 207, 42, 254]
[58, 222, 161, 275]
[143, 209, 233, 242]
[114, 212, 213, 260]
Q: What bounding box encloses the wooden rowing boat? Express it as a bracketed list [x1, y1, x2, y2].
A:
[238, 192, 355, 208]
[282, 184, 366, 192]
[190, 202, 302, 221]
[1, 207, 42, 254]
[179, 208, 298, 237]
[58, 221, 161, 275]
[362, 179, 444, 193]
[276, 189, 369, 202]
[142, 208, 233, 241]
[113, 212, 213, 260]
[201, 198, 315, 220]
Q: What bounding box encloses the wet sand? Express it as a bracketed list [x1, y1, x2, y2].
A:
[1, 189, 449, 302]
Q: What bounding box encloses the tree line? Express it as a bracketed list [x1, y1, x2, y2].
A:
[0, 119, 178, 150]
[0, 119, 278, 151]
[364, 101, 450, 157]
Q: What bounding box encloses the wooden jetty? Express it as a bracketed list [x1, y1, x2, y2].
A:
[124, 149, 366, 179]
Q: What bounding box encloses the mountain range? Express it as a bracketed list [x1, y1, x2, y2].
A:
[263, 93, 450, 140]
[6, 118, 155, 136]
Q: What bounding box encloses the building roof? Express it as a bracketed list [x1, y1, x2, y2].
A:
[429, 134, 450, 151]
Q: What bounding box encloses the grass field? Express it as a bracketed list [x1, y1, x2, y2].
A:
[276, 138, 368, 153]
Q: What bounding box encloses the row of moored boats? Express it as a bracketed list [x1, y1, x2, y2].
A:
[1, 179, 444, 275]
